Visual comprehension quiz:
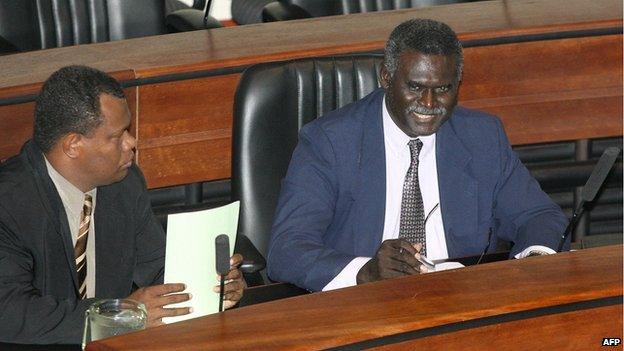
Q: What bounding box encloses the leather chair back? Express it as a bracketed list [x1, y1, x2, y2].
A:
[232, 55, 383, 260]
[0, 0, 166, 52]
[340, 0, 465, 14]
[261, 0, 467, 21]
[231, 0, 274, 24]
[285, 0, 343, 17]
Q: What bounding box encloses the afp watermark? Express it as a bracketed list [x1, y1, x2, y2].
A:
[602, 338, 621, 346]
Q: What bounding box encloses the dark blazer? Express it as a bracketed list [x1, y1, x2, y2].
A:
[267, 88, 568, 292]
[0, 141, 165, 344]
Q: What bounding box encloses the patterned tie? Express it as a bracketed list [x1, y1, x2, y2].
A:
[398, 139, 427, 255]
[75, 194, 92, 299]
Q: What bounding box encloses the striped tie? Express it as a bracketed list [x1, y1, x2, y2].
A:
[75, 194, 92, 299]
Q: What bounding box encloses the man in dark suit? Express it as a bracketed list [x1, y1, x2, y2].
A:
[267, 19, 568, 292]
[0, 66, 245, 344]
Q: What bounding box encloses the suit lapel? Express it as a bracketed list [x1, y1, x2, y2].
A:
[94, 184, 129, 297]
[23, 141, 80, 293]
[353, 90, 386, 255]
[436, 119, 478, 258]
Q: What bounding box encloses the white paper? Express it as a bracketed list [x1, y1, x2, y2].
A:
[163, 201, 239, 323]
[432, 261, 465, 271]
[514, 245, 556, 259]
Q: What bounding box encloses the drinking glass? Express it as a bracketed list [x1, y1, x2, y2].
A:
[82, 299, 147, 350]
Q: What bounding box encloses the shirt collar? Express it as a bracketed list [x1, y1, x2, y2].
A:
[45, 157, 95, 217]
[382, 94, 436, 157]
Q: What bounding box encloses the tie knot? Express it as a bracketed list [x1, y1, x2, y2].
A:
[83, 194, 93, 216]
[408, 139, 423, 161]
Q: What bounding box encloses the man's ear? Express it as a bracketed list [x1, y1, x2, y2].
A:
[61, 133, 83, 159]
[379, 63, 391, 90]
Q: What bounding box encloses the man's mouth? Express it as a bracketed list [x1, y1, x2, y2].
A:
[410, 111, 438, 122]
[406, 106, 446, 123]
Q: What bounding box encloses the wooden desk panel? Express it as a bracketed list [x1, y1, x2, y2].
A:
[0, 102, 34, 160]
[86, 245, 623, 350]
[0, 0, 621, 188]
[0, 0, 620, 88]
[135, 74, 239, 186]
[377, 304, 623, 351]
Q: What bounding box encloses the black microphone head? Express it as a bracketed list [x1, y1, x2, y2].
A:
[215, 234, 230, 275]
[581, 147, 620, 203]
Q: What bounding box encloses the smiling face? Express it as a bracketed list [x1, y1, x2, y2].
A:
[77, 93, 136, 189]
[380, 50, 459, 137]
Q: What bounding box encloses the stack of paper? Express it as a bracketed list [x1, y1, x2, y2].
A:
[163, 201, 240, 323]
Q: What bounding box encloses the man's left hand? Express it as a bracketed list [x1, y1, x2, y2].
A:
[213, 253, 246, 309]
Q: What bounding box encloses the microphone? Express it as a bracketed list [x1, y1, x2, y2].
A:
[557, 147, 620, 252]
[215, 234, 230, 312]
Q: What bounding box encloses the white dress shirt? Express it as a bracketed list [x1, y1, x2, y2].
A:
[323, 96, 447, 291]
[45, 158, 97, 298]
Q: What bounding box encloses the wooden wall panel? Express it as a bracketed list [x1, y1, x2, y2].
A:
[136, 75, 240, 188]
[139, 139, 231, 189]
[483, 95, 622, 145]
[0, 102, 34, 161]
[461, 34, 623, 145]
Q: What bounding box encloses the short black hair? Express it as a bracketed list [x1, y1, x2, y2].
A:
[34, 65, 125, 153]
[384, 18, 463, 81]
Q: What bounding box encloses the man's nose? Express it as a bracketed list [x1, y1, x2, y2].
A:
[418, 89, 435, 109]
[124, 131, 137, 150]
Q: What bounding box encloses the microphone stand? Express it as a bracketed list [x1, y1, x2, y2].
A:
[476, 227, 492, 265]
[204, 0, 214, 28]
[556, 147, 620, 252]
[557, 202, 585, 252]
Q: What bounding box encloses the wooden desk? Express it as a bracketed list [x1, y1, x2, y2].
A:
[86, 245, 623, 350]
[0, 0, 622, 189]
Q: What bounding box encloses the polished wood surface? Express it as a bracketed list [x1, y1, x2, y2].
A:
[0, 0, 621, 90]
[86, 245, 623, 350]
[375, 304, 623, 351]
[0, 0, 621, 188]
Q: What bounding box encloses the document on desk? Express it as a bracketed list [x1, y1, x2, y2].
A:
[432, 261, 465, 271]
[163, 201, 239, 324]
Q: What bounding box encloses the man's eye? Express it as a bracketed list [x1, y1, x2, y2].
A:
[436, 85, 451, 93]
[408, 84, 421, 91]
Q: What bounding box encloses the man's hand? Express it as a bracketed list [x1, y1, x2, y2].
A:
[128, 283, 191, 327]
[356, 239, 428, 285]
[212, 253, 246, 309]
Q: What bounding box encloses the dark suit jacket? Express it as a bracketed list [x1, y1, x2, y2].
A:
[267, 88, 568, 292]
[0, 141, 165, 344]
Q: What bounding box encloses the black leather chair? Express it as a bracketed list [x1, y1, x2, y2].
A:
[232, 55, 384, 283]
[231, 0, 274, 24]
[262, 0, 468, 22]
[341, 0, 469, 13]
[0, 0, 220, 54]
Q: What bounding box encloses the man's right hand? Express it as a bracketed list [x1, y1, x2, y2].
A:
[128, 283, 191, 327]
[356, 239, 427, 285]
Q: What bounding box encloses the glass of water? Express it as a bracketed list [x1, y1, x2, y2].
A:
[82, 299, 147, 350]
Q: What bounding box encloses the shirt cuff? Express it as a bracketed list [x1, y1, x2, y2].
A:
[322, 257, 371, 291]
[514, 245, 556, 259]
